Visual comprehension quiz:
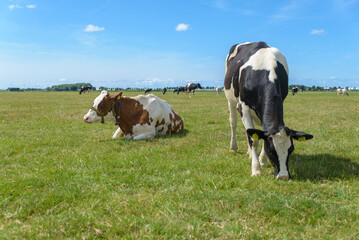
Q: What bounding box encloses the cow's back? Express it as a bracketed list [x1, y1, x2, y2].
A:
[224, 42, 289, 102]
[134, 94, 183, 135]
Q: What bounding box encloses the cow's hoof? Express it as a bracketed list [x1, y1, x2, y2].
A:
[276, 175, 289, 181]
[230, 146, 238, 152]
[251, 171, 262, 177]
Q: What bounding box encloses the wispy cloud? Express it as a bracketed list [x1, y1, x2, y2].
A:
[139, 78, 175, 86]
[9, 4, 22, 10]
[269, 1, 302, 23]
[9, 4, 36, 10]
[176, 23, 190, 31]
[310, 29, 325, 35]
[84, 24, 105, 32]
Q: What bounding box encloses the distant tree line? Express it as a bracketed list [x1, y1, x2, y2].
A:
[50, 83, 95, 91]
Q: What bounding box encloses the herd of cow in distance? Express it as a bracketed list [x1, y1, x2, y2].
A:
[82, 41, 349, 180]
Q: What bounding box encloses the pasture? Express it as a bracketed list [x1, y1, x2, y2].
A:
[1, 90, 358, 239]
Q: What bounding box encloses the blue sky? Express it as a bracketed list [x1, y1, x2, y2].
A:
[1, 0, 359, 89]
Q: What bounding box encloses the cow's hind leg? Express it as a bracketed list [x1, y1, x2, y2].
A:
[227, 100, 238, 152]
[132, 125, 156, 140]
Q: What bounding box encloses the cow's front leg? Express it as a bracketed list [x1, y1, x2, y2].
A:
[112, 127, 123, 139]
[250, 139, 261, 176]
[227, 100, 238, 152]
[241, 104, 261, 176]
[259, 144, 268, 168]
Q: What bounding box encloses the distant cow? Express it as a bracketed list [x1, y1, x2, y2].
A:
[79, 86, 92, 95]
[144, 88, 152, 94]
[216, 86, 223, 95]
[224, 41, 313, 180]
[337, 88, 349, 96]
[163, 87, 167, 94]
[173, 87, 186, 94]
[185, 83, 202, 97]
[292, 87, 299, 96]
[84, 90, 184, 140]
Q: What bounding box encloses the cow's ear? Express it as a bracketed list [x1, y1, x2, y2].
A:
[247, 128, 266, 140]
[290, 130, 313, 141]
[113, 91, 123, 100]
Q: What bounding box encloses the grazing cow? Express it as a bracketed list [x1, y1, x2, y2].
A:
[144, 88, 152, 94]
[216, 86, 223, 95]
[84, 90, 184, 140]
[163, 87, 167, 94]
[337, 88, 349, 96]
[79, 86, 92, 95]
[173, 87, 186, 94]
[292, 87, 299, 96]
[185, 83, 202, 97]
[224, 41, 313, 180]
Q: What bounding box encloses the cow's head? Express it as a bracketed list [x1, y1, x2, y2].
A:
[197, 83, 203, 89]
[247, 127, 313, 180]
[84, 90, 122, 123]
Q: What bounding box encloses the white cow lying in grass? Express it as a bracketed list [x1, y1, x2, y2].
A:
[84, 91, 184, 140]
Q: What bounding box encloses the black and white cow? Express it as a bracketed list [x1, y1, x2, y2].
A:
[79, 86, 92, 95]
[144, 88, 152, 94]
[173, 87, 186, 94]
[292, 87, 299, 96]
[163, 87, 167, 95]
[185, 83, 202, 97]
[224, 41, 313, 180]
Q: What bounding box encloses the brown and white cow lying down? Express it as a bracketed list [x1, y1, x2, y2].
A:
[84, 90, 184, 140]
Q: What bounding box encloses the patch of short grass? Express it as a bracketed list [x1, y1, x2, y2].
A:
[0, 91, 358, 239]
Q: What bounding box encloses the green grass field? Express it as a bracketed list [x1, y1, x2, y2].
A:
[1, 91, 358, 239]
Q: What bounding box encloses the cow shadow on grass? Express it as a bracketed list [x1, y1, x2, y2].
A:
[290, 154, 359, 181]
[99, 129, 189, 143]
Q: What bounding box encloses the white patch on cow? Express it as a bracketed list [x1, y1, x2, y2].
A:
[228, 45, 240, 61]
[136, 94, 173, 122]
[132, 123, 156, 140]
[240, 47, 288, 83]
[271, 129, 291, 178]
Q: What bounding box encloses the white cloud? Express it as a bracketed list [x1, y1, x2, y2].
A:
[84, 24, 105, 32]
[139, 78, 175, 86]
[59, 78, 67, 82]
[310, 29, 325, 35]
[9, 4, 22, 10]
[330, 76, 337, 79]
[9, 4, 36, 10]
[176, 23, 190, 31]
